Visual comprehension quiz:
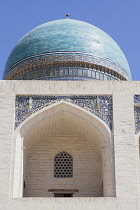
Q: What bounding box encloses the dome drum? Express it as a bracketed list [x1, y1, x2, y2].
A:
[3, 53, 129, 81]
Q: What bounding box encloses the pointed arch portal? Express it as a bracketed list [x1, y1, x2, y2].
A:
[11, 101, 115, 198]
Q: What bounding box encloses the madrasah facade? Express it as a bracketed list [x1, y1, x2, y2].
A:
[1, 16, 140, 209]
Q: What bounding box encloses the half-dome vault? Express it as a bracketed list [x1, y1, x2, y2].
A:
[3, 19, 131, 81]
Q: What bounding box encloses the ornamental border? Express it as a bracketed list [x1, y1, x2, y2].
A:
[4, 52, 130, 80]
[134, 95, 140, 134]
[15, 95, 113, 131]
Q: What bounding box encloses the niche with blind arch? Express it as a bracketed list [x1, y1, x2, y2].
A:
[12, 101, 115, 197]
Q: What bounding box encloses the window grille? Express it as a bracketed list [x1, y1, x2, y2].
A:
[54, 152, 73, 178]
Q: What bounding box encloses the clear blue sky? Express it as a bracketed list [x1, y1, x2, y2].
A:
[1, 0, 140, 80]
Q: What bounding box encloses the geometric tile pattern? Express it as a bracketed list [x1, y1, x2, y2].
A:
[134, 95, 140, 134]
[8, 66, 120, 81]
[15, 95, 113, 130]
[54, 152, 73, 178]
[4, 53, 128, 80]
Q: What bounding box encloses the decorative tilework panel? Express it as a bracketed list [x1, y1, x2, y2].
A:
[4, 53, 128, 80]
[15, 67, 119, 81]
[15, 95, 113, 130]
[134, 95, 140, 104]
[134, 95, 140, 134]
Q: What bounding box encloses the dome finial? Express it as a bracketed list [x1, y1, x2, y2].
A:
[66, 13, 70, 19]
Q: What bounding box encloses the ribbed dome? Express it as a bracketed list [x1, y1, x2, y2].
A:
[3, 19, 131, 80]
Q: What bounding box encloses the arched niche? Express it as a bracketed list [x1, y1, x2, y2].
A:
[11, 101, 115, 198]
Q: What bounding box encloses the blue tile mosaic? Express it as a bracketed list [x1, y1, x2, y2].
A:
[4, 19, 131, 80]
[4, 53, 128, 80]
[6, 65, 119, 81]
[134, 95, 140, 104]
[134, 95, 140, 134]
[15, 95, 113, 130]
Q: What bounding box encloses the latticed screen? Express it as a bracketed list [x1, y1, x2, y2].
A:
[54, 152, 73, 178]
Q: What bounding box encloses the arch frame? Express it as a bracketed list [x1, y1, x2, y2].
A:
[10, 101, 115, 198]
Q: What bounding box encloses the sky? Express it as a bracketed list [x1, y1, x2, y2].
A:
[0, 0, 140, 80]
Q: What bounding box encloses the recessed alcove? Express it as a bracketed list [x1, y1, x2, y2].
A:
[12, 102, 115, 198]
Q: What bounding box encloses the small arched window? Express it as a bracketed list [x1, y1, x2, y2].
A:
[54, 152, 73, 178]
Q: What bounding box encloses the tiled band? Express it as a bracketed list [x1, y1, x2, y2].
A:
[4, 53, 130, 80]
[15, 95, 113, 130]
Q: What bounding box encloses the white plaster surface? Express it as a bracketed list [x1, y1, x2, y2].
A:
[1, 198, 140, 210]
[0, 80, 140, 209]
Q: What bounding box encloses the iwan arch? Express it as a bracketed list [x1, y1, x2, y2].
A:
[12, 101, 114, 198]
[1, 17, 140, 209]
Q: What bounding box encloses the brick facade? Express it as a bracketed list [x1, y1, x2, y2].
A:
[0, 80, 140, 209]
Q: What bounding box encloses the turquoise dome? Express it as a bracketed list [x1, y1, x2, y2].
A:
[3, 19, 131, 80]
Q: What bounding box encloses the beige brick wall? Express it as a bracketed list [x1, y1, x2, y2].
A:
[24, 134, 102, 197]
[1, 198, 140, 210]
[1, 80, 140, 206]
